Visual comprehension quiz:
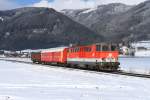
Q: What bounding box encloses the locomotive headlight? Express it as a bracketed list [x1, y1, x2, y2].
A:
[113, 58, 117, 62]
[105, 53, 115, 62]
[105, 57, 116, 62]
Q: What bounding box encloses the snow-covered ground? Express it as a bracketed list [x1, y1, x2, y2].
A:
[0, 60, 150, 100]
[0, 57, 32, 62]
[0, 55, 5, 58]
[119, 57, 150, 74]
[134, 50, 150, 57]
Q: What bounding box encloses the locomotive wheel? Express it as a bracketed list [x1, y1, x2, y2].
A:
[85, 65, 89, 70]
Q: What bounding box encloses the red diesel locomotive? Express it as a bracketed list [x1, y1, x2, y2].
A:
[31, 43, 120, 71]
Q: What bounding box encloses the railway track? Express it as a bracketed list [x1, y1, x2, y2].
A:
[1, 58, 150, 79]
[111, 71, 150, 78]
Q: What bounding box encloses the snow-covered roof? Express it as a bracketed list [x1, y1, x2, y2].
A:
[0, 17, 4, 21]
[131, 40, 150, 49]
[41, 47, 68, 53]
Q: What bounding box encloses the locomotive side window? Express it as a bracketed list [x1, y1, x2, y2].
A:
[78, 48, 80, 52]
[84, 47, 91, 52]
[70, 47, 80, 52]
[96, 45, 101, 51]
[71, 49, 73, 53]
[111, 45, 117, 51]
[72, 49, 75, 52]
[102, 45, 109, 51]
[75, 48, 80, 52]
[76, 48, 79, 52]
[69, 49, 72, 53]
[73, 48, 75, 52]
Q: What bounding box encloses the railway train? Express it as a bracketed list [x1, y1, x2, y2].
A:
[31, 43, 120, 71]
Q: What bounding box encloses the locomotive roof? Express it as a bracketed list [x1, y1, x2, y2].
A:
[69, 43, 118, 48]
[95, 43, 118, 45]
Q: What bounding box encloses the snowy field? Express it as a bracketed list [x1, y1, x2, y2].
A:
[0, 60, 150, 100]
[119, 57, 150, 74]
[0, 57, 32, 63]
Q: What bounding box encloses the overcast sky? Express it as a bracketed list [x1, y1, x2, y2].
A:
[0, 0, 148, 10]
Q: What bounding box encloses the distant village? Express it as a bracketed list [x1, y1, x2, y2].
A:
[0, 40, 150, 58]
[120, 41, 150, 57]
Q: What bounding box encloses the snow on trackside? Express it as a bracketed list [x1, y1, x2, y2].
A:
[0, 60, 150, 100]
[134, 50, 150, 57]
[119, 57, 150, 75]
[0, 55, 5, 58]
[0, 57, 32, 62]
[0, 95, 26, 100]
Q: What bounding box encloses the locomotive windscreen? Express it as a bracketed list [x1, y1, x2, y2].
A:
[96, 44, 117, 51]
[111, 45, 117, 51]
[102, 45, 109, 51]
[96, 44, 109, 51]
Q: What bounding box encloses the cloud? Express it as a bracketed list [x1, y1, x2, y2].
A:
[0, 0, 19, 10]
[33, 0, 96, 10]
[0, 0, 146, 10]
[33, 0, 49, 8]
[0, 0, 145, 10]
[96, 0, 146, 5]
[32, 0, 147, 10]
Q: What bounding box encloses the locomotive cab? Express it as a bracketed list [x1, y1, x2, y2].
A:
[95, 43, 120, 71]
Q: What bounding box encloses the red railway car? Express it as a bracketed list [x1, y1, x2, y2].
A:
[41, 47, 68, 64]
[31, 52, 41, 63]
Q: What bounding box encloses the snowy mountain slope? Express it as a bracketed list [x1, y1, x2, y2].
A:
[62, 3, 132, 29]
[61, 3, 133, 42]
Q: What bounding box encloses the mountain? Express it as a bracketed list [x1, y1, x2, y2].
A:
[108, 1, 150, 42]
[62, 1, 150, 42]
[0, 7, 102, 50]
[61, 3, 133, 42]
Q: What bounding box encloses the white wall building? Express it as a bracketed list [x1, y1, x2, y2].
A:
[131, 41, 150, 49]
[131, 41, 150, 57]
